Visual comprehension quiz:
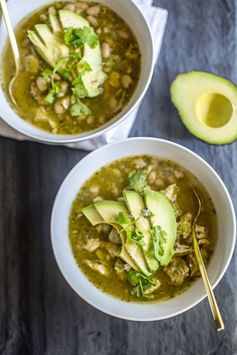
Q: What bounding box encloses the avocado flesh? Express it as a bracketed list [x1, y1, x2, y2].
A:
[59, 10, 106, 97]
[82, 202, 150, 275]
[28, 24, 69, 67]
[144, 189, 177, 266]
[49, 13, 61, 33]
[171, 71, 237, 144]
[123, 191, 159, 272]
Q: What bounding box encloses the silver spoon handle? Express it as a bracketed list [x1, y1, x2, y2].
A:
[193, 234, 225, 331]
[0, 0, 20, 69]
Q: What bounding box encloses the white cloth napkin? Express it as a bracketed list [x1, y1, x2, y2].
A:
[0, 0, 168, 150]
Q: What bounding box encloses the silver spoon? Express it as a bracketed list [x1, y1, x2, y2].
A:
[0, 0, 21, 106]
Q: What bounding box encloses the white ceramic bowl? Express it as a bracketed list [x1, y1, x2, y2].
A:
[0, 0, 154, 144]
[51, 138, 236, 321]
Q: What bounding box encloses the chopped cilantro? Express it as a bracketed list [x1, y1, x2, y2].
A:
[45, 89, 55, 104]
[127, 271, 154, 298]
[116, 211, 130, 225]
[128, 230, 145, 246]
[128, 169, 148, 193]
[45, 82, 61, 104]
[64, 26, 99, 49]
[70, 99, 91, 117]
[150, 225, 167, 262]
[42, 68, 53, 79]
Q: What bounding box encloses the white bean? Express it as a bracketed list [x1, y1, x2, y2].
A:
[57, 81, 69, 97]
[63, 4, 76, 11]
[76, 2, 89, 10]
[54, 101, 65, 115]
[36, 76, 48, 92]
[87, 6, 100, 16]
[87, 15, 98, 27]
[102, 42, 111, 58]
[121, 75, 132, 89]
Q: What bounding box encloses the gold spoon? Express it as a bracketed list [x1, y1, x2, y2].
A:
[192, 189, 224, 331]
[0, 0, 20, 106]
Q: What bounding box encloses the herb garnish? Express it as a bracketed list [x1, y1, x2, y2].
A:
[127, 230, 145, 246]
[128, 169, 148, 193]
[64, 26, 99, 49]
[149, 225, 167, 262]
[127, 271, 154, 298]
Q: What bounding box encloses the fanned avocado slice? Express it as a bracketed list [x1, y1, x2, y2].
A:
[171, 71, 237, 144]
[59, 10, 106, 97]
[28, 24, 69, 67]
[93, 201, 150, 276]
[82, 204, 149, 275]
[49, 13, 61, 33]
[123, 190, 159, 272]
[144, 189, 177, 266]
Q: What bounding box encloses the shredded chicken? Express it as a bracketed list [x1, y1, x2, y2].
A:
[195, 225, 206, 239]
[178, 212, 193, 239]
[144, 279, 161, 295]
[161, 184, 181, 216]
[175, 244, 193, 255]
[164, 256, 189, 285]
[102, 242, 121, 257]
[84, 260, 109, 276]
[114, 259, 127, 281]
[83, 238, 101, 252]
[109, 228, 121, 245]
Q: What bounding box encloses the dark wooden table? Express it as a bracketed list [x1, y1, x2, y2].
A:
[0, 1, 236, 354]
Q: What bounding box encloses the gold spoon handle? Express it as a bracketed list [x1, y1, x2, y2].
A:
[0, 0, 20, 70]
[193, 233, 225, 331]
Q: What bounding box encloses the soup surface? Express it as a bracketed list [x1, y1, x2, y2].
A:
[1, 1, 141, 134]
[69, 155, 217, 302]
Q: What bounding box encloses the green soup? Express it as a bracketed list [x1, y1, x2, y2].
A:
[1, 1, 141, 134]
[69, 155, 217, 302]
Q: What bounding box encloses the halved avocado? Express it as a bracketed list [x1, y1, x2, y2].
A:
[171, 71, 237, 144]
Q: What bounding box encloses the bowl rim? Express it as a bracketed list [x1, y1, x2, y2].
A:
[0, 0, 154, 144]
[50, 137, 236, 321]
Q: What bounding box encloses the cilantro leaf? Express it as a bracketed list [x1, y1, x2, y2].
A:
[76, 27, 99, 48]
[128, 169, 148, 193]
[42, 68, 53, 79]
[127, 271, 154, 298]
[70, 99, 91, 117]
[116, 211, 130, 225]
[64, 26, 99, 49]
[45, 89, 55, 104]
[45, 82, 61, 104]
[150, 225, 167, 262]
[128, 230, 145, 246]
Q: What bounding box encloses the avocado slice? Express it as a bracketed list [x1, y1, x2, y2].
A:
[82, 203, 150, 275]
[171, 71, 237, 144]
[123, 191, 159, 272]
[82, 205, 139, 271]
[28, 24, 69, 67]
[59, 10, 106, 97]
[49, 13, 61, 34]
[92, 200, 150, 276]
[144, 189, 177, 266]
